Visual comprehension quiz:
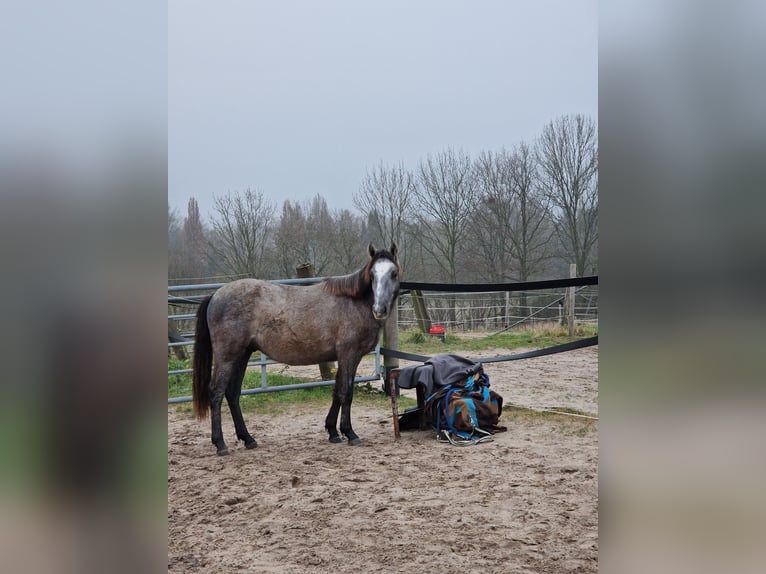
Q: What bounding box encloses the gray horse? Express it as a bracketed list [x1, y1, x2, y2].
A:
[192, 243, 401, 455]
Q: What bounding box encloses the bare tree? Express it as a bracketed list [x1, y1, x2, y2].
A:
[506, 142, 555, 281]
[536, 114, 598, 276]
[471, 149, 516, 282]
[168, 203, 183, 280]
[273, 195, 360, 276]
[208, 188, 275, 278]
[182, 197, 209, 279]
[303, 195, 336, 275]
[353, 162, 416, 270]
[332, 208, 367, 273]
[415, 148, 479, 283]
[168, 198, 212, 281]
[168, 203, 181, 236]
[273, 199, 308, 277]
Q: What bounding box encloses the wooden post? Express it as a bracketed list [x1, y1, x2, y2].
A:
[411, 290, 432, 333]
[382, 300, 399, 396]
[389, 369, 401, 440]
[296, 263, 336, 381]
[168, 319, 188, 361]
[568, 263, 576, 336]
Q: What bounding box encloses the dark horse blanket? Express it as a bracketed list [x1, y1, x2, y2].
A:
[396, 353, 484, 398]
[396, 354, 505, 441]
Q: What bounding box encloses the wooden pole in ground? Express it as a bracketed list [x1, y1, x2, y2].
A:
[383, 300, 399, 396]
[296, 263, 336, 381]
[389, 370, 401, 440]
[568, 263, 576, 336]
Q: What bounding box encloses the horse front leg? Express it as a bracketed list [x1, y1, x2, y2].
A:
[325, 397, 342, 443]
[339, 360, 362, 446]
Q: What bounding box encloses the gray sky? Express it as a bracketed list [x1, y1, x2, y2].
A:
[169, 0, 597, 219]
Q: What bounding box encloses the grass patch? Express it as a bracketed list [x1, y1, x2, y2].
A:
[236, 379, 416, 415]
[169, 358, 416, 416]
[399, 322, 597, 356]
[504, 403, 597, 436]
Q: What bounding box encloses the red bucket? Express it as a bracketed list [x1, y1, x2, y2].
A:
[429, 324, 446, 342]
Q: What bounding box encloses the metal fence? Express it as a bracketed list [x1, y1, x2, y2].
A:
[397, 286, 598, 332]
[168, 278, 598, 403]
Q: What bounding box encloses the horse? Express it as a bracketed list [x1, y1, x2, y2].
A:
[192, 243, 401, 456]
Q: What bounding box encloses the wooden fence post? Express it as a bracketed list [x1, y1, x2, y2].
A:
[168, 318, 188, 361]
[568, 263, 576, 336]
[411, 290, 432, 333]
[383, 301, 399, 396]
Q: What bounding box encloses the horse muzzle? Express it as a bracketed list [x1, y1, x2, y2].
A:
[373, 307, 389, 321]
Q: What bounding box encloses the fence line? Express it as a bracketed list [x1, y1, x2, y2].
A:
[168, 276, 598, 403]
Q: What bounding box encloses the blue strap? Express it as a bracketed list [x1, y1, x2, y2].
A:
[428, 373, 491, 439]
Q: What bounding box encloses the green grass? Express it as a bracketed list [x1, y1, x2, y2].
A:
[504, 404, 598, 436]
[399, 322, 597, 356]
[169, 359, 416, 415]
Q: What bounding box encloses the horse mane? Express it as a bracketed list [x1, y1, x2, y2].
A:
[322, 248, 400, 299]
[321, 266, 371, 299]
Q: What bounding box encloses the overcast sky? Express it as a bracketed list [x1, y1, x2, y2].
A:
[169, 0, 597, 219]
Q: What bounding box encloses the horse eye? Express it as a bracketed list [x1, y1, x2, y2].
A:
[391, 270, 398, 279]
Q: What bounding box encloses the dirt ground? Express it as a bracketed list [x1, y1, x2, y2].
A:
[168, 346, 598, 573]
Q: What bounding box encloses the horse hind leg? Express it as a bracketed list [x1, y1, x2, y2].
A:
[209, 352, 250, 456]
[225, 354, 257, 450]
[339, 384, 361, 446]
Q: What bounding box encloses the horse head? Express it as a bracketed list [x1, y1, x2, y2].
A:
[368, 242, 401, 321]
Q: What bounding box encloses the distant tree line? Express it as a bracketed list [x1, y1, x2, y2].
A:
[168, 114, 597, 284]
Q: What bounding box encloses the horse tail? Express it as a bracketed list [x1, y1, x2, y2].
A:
[192, 295, 213, 419]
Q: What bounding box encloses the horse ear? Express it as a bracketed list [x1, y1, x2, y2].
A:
[368, 243, 376, 258]
[390, 242, 398, 260]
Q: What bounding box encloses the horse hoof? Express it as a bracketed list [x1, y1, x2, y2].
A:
[348, 437, 362, 446]
[217, 448, 230, 456]
[245, 439, 258, 449]
[329, 436, 343, 444]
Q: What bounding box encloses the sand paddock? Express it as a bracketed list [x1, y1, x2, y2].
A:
[168, 346, 598, 573]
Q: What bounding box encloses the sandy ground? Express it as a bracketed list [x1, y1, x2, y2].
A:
[168, 346, 598, 573]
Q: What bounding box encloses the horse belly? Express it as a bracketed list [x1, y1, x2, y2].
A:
[251, 317, 339, 366]
[262, 343, 338, 366]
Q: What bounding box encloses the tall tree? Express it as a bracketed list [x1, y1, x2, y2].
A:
[353, 162, 416, 269]
[168, 203, 183, 279]
[181, 197, 209, 279]
[506, 142, 555, 281]
[208, 188, 275, 278]
[273, 199, 308, 277]
[536, 114, 598, 276]
[273, 195, 358, 276]
[471, 149, 516, 282]
[303, 195, 335, 275]
[415, 148, 479, 283]
[332, 208, 368, 274]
